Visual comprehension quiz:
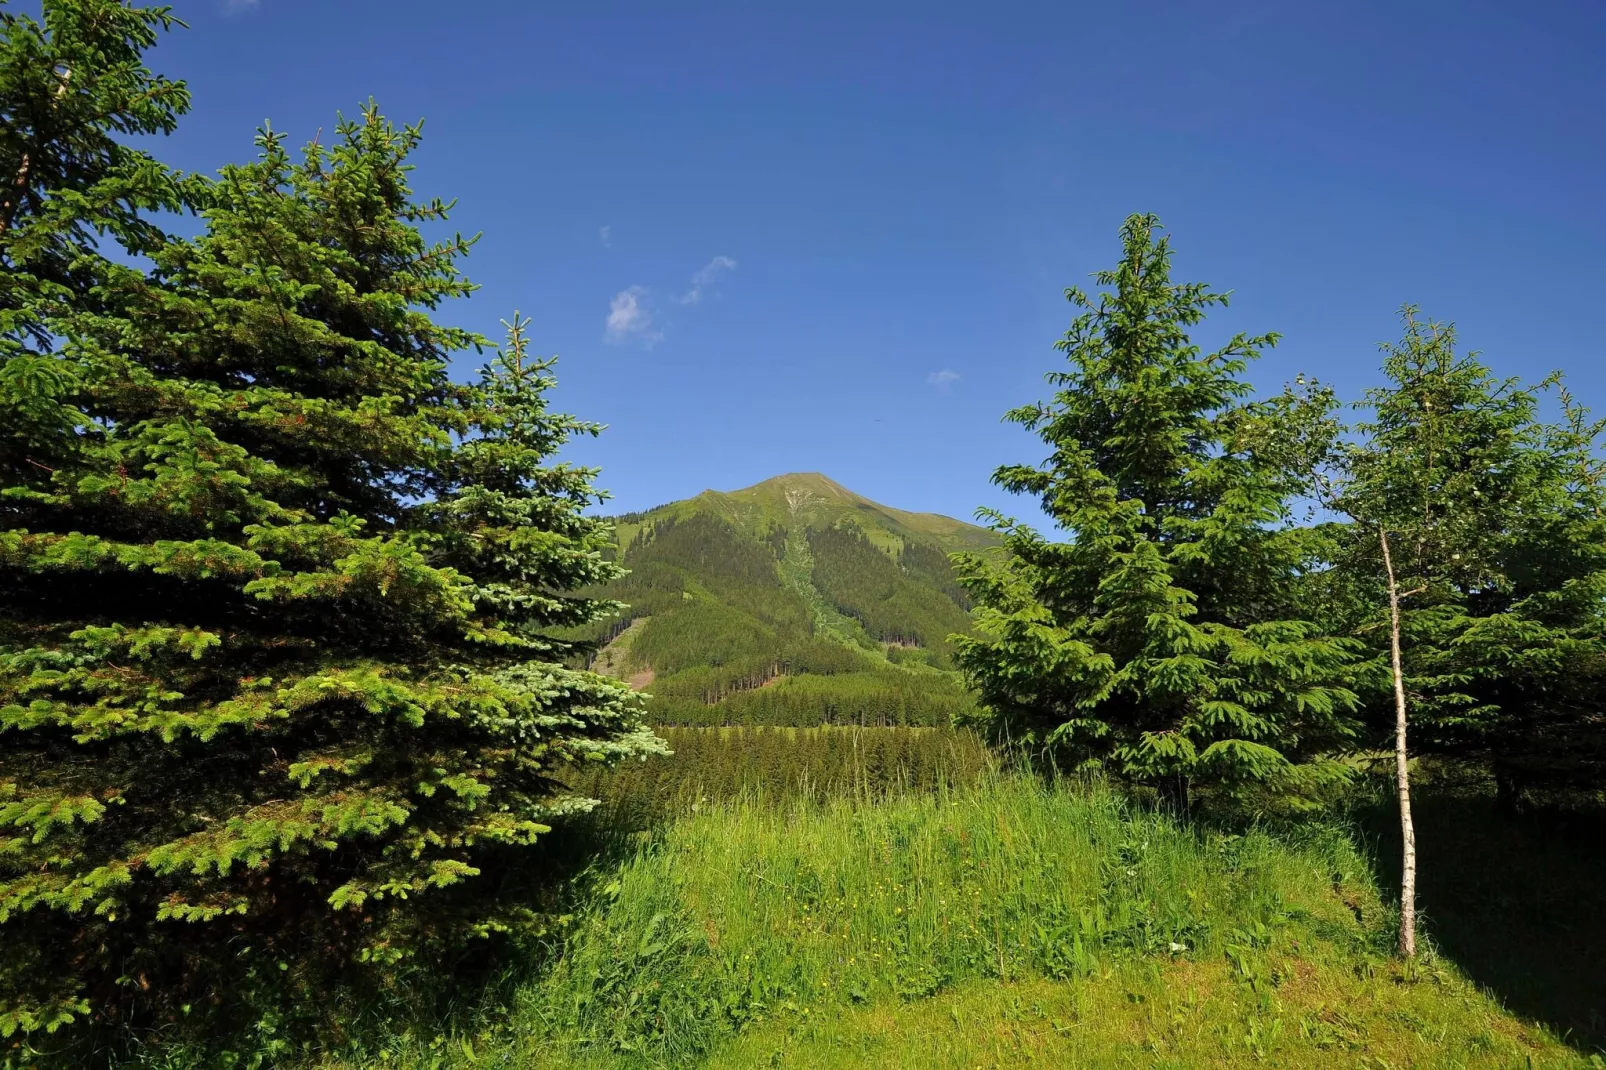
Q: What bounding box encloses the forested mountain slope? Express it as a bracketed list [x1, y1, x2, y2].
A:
[576, 473, 998, 725]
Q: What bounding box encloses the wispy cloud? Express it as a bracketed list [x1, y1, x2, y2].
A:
[604, 286, 661, 347]
[599, 224, 612, 249]
[678, 255, 737, 305]
[927, 369, 961, 392]
[606, 255, 738, 348]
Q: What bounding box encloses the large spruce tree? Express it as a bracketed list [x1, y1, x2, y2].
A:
[953, 214, 1358, 808]
[0, 9, 658, 1034]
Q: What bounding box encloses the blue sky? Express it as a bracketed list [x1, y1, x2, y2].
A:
[143, 0, 1604, 526]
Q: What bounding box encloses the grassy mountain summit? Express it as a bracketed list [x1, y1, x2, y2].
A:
[578, 474, 999, 726]
[615, 472, 998, 555]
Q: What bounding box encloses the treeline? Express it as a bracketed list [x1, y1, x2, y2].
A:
[900, 538, 975, 610]
[650, 669, 977, 727]
[954, 212, 1606, 959]
[563, 726, 994, 826]
[646, 641, 866, 704]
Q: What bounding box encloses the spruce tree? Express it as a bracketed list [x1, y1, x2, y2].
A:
[1, 0, 191, 502]
[0, 96, 659, 1038]
[953, 213, 1358, 808]
[1330, 308, 1606, 956]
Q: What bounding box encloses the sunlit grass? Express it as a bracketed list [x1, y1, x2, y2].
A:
[707, 963, 1579, 1069]
[319, 773, 1590, 1068]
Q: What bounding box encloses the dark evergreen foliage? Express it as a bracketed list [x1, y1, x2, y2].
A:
[1331, 310, 1606, 803]
[899, 538, 974, 610]
[572, 508, 981, 727]
[0, 19, 658, 1033]
[807, 523, 973, 661]
[0, 0, 192, 506]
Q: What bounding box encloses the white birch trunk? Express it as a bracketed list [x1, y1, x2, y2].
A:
[1380, 527, 1417, 958]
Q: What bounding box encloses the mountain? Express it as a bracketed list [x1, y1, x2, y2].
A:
[576, 474, 999, 726]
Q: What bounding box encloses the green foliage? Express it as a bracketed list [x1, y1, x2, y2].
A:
[954, 213, 1360, 804]
[633, 600, 786, 677]
[0, 0, 193, 509]
[0, 52, 658, 1042]
[1330, 309, 1606, 795]
[591, 513, 813, 667]
[629, 513, 809, 631]
[569, 492, 985, 730]
[899, 537, 974, 610]
[807, 523, 973, 662]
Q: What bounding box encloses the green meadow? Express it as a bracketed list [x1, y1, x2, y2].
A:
[308, 769, 1601, 1069]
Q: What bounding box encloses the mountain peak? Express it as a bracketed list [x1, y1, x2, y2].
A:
[736, 472, 864, 501]
[681, 473, 997, 551]
[619, 474, 994, 552]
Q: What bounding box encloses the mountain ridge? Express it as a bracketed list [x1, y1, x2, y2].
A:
[614, 472, 998, 561]
[575, 473, 995, 726]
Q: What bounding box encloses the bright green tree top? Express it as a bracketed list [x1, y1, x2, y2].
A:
[954, 213, 1358, 804]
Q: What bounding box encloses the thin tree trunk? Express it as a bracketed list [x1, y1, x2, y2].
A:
[1380, 527, 1417, 958]
[1156, 771, 1190, 815]
[0, 152, 32, 238]
[1, 66, 71, 238]
[1494, 763, 1524, 817]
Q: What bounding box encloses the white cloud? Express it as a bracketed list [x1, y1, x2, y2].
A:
[927, 369, 961, 391]
[599, 224, 612, 248]
[605, 256, 738, 348]
[604, 286, 661, 346]
[678, 255, 737, 305]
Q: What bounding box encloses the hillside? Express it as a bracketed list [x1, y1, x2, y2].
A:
[576, 474, 998, 726]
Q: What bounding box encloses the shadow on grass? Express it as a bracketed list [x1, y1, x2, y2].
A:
[1358, 773, 1606, 1055]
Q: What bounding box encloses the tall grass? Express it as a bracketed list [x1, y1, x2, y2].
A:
[481, 775, 1396, 1067]
[562, 726, 994, 828]
[107, 768, 1591, 1068]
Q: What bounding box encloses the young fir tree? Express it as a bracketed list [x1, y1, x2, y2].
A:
[1331, 308, 1606, 957]
[0, 100, 659, 1036]
[952, 213, 1358, 809]
[1488, 391, 1606, 801]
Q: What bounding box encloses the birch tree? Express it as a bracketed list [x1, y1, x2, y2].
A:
[1333, 307, 1559, 957]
